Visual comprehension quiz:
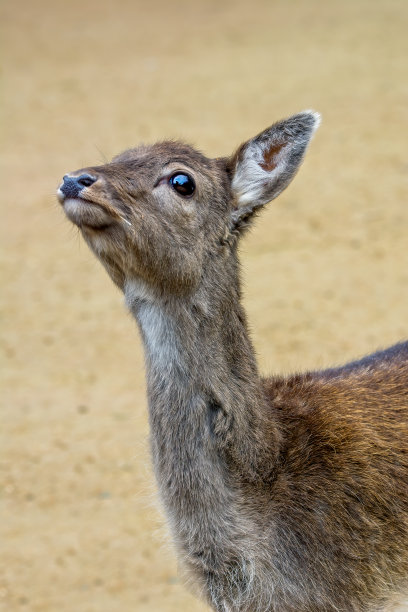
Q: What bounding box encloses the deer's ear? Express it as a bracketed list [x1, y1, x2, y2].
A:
[228, 111, 320, 234]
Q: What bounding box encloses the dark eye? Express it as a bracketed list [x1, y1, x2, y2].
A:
[169, 173, 195, 197]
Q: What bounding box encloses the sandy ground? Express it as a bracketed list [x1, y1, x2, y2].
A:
[2, 0, 408, 610]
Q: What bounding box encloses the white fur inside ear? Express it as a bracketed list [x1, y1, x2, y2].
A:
[231, 142, 287, 206]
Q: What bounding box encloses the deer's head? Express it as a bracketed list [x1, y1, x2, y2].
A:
[58, 111, 319, 294]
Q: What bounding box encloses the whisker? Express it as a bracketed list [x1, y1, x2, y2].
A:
[120, 216, 133, 227]
[93, 144, 108, 163]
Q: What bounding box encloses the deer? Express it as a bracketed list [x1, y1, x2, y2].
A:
[57, 111, 408, 611]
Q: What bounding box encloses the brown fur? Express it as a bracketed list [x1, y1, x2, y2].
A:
[58, 112, 408, 611]
[259, 142, 286, 171]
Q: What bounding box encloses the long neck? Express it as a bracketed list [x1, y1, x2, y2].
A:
[124, 273, 280, 574]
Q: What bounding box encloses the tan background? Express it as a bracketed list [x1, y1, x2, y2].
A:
[2, 0, 408, 610]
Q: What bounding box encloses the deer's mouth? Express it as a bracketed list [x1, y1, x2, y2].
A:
[58, 192, 114, 230]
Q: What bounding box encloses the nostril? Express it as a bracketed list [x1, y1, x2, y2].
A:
[77, 174, 97, 188]
[60, 173, 97, 200]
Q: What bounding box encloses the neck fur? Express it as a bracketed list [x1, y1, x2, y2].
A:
[124, 276, 280, 597]
[124, 276, 269, 426]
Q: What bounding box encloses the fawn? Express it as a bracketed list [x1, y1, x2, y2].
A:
[58, 111, 408, 611]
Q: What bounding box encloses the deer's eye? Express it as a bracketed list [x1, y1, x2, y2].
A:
[169, 173, 195, 197]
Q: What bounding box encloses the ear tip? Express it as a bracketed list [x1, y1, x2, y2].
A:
[299, 109, 322, 132]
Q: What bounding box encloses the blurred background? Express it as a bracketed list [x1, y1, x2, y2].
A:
[2, 0, 407, 610]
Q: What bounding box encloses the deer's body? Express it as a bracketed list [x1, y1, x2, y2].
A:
[58, 112, 408, 611]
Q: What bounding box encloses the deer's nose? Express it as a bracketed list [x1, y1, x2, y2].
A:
[60, 174, 97, 199]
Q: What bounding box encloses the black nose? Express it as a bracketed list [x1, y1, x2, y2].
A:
[61, 174, 97, 199]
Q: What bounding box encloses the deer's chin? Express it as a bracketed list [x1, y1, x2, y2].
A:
[63, 198, 113, 230]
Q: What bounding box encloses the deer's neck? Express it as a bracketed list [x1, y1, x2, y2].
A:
[124, 276, 279, 572]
